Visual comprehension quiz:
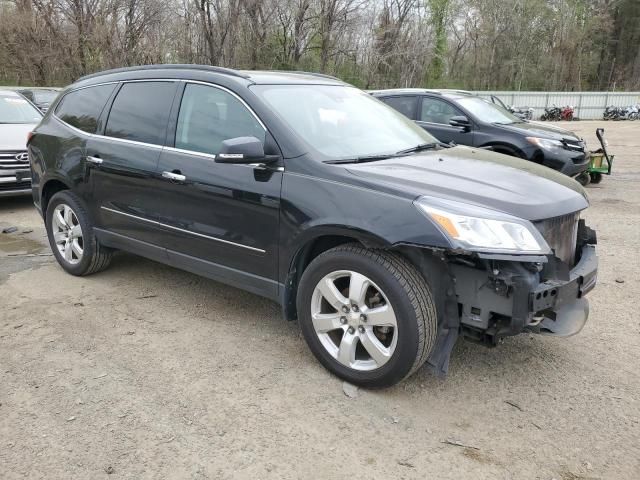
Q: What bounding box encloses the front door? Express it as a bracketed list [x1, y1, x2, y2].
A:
[417, 96, 473, 145]
[155, 82, 283, 299]
[86, 81, 178, 250]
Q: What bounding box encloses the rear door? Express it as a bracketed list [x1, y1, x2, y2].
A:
[85, 81, 178, 250]
[379, 96, 419, 120]
[154, 81, 283, 298]
[417, 96, 473, 145]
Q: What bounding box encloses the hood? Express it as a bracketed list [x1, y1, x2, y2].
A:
[0, 123, 37, 151]
[495, 120, 581, 141]
[345, 146, 589, 221]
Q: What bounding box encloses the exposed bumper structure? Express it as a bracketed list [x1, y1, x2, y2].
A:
[451, 243, 597, 343]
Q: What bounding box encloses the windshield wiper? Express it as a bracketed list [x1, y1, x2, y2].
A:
[324, 154, 395, 164]
[395, 141, 450, 155]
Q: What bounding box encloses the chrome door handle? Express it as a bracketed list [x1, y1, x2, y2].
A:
[162, 171, 186, 182]
[86, 156, 103, 165]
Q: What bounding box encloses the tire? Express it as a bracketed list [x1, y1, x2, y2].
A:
[45, 190, 113, 276]
[296, 244, 437, 388]
[590, 172, 603, 184]
[576, 172, 591, 187]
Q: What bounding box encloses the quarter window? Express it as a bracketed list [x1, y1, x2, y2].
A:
[105, 82, 176, 145]
[175, 83, 265, 156]
[420, 97, 462, 124]
[55, 84, 116, 133]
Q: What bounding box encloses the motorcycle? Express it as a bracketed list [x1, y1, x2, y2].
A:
[540, 105, 562, 121]
[560, 105, 575, 121]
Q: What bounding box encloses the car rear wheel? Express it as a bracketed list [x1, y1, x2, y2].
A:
[45, 191, 113, 276]
[297, 244, 437, 388]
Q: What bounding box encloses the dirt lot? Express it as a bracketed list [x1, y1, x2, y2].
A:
[1, 121, 638, 479]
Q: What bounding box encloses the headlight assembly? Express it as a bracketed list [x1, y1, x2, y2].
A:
[414, 196, 550, 254]
[526, 137, 564, 150]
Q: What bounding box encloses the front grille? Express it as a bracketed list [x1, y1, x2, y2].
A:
[0, 150, 30, 171]
[534, 213, 579, 265]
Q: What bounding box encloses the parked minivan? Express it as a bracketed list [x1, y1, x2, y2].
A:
[370, 89, 590, 181]
[29, 66, 598, 387]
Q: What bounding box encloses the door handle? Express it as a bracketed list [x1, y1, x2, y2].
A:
[162, 171, 186, 182]
[86, 156, 103, 165]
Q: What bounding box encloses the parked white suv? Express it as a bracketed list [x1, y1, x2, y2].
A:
[0, 90, 42, 196]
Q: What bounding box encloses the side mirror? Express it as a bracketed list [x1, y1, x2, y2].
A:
[215, 136, 277, 164]
[449, 115, 470, 130]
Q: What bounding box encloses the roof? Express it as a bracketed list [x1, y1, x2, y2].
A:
[76, 64, 347, 86]
[369, 88, 475, 99]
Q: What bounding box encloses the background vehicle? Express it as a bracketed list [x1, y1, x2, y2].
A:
[0, 89, 42, 196]
[17, 88, 61, 113]
[29, 65, 597, 388]
[370, 88, 589, 178]
[490, 95, 534, 120]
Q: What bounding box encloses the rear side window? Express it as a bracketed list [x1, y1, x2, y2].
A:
[55, 84, 116, 133]
[381, 96, 418, 119]
[105, 82, 176, 145]
[175, 83, 265, 155]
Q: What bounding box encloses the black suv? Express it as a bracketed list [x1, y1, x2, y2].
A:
[29, 66, 598, 388]
[370, 89, 589, 179]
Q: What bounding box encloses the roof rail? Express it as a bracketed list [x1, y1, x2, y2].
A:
[77, 64, 250, 82]
[284, 71, 343, 82]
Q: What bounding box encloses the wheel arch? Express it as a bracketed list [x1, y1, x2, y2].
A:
[281, 226, 391, 321]
[40, 177, 72, 217]
[481, 142, 527, 159]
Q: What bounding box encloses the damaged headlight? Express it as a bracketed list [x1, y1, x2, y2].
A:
[414, 196, 550, 254]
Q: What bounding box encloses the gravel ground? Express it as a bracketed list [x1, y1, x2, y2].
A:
[1, 121, 638, 479]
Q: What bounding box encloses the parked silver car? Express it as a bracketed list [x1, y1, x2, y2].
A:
[0, 90, 42, 196]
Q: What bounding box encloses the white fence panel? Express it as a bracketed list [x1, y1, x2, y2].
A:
[473, 91, 640, 119]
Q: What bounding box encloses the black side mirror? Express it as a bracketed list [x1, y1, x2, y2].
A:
[449, 115, 470, 130]
[215, 136, 277, 164]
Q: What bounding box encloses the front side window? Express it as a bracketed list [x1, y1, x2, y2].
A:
[0, 94, 42, 124]
[105, 82, 176, 145]
[55, 84, 116, 133]
[382, 96, 418, 119]
[420, 97, 462, 125]
[252, 85, 436, 160]
[175, 84, 265, 156]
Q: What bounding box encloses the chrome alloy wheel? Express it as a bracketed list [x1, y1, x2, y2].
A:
[52, 203, 84, 265]
[311, 270, 398, 371]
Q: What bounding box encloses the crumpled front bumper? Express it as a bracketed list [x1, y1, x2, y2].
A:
[528, 244, 597, 336]
[451, 244, 598, 340]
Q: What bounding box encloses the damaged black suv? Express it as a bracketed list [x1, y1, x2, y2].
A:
[29, 65, 598, 388]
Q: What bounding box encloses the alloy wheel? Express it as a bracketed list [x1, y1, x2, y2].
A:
[310, 270, 398, 371]
[51, 203, 84, 265]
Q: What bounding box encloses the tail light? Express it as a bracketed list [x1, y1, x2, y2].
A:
[27, 131, 35, 145]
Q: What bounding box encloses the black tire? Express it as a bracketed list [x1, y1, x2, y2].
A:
[45, 190, 113, 276]
[575, 172, 591, 187]
[590, 172, 603, 184]
[297, 244, 437, 388]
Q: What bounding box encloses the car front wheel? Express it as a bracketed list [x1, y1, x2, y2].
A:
[297, 244, 437, 388]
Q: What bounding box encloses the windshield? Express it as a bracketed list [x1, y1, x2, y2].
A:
[252, 85, 437, 160]
[33, 90, 59, 104]
[0, 95, 42, 124]
[457, 96, 522, 124]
